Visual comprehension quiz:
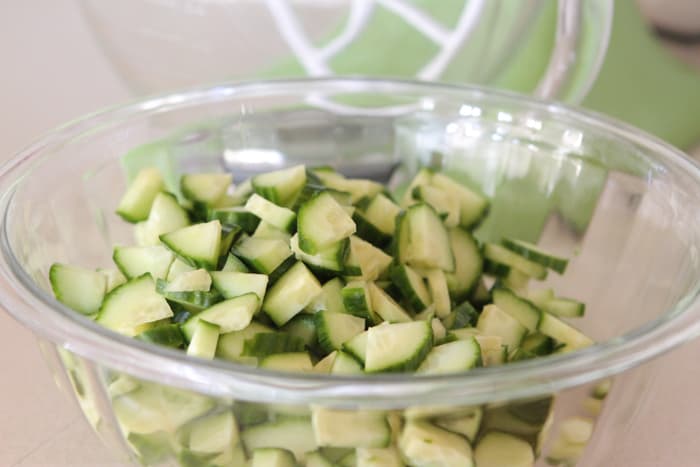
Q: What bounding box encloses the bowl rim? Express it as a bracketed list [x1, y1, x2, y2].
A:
[2, 76, 700, 407]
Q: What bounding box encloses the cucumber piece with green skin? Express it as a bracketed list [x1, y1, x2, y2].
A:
[315, 310, 366, 354]
[241, 417, 317, 462]
[430, 172, 489, 229]
[305, 450, 336, 467]
[242, 332, 306, 359]
[331, 350, 364, 375]
[412, 184, 460, 227]
[207, 206, 260, 233]
[445, 227, 483, 301]
[417, 337, 481, 375]
[474, 431, 534, 467]
[259, 352, 314, 372]
[365, 321, 432, 373]
[180, 173, 232, 206]
[98, 268, 127, 293]
[342, 329, 368, 364]
[186, 319, 220, 359]
[524, 288, 556, 307]
[233, 235, 293, 276]
[281, 313, 318, 350]
[187, 410, 239, 454]
[163, 268, 211, 292]
[218, 224, 243, 269]
[253, 221, 291, 242]
[389, 264, 432, 312]
[477, 304, 528, 350]
[220, 252, 250, 273]
[134, 192, 190, 246]
[400, 168, 434, 207]
[425, 269, 451, 318]
[520, 332, 555, 356]
[342, 280, 379, 323]
[503, 268, 531, 291]
[96, 274, 173, 336]
[483, 243, 548, 280]
[262, 261, 322, 326]
[113, 245, 175, 280]
[396, 203, 454, 272]
[50, 263, 106, 315]
[160, 220, 222, 270]
[442, 301, 479, 330]
[117, 167, 165, 223]
[156, 279, 222, 311]
[541, 297, 586, 318]
[252, 164, 307, 207]
[210, 271, 268, 305]
[434, 408, 483, 443]
[297, 191, 356, 254]
[539, 313, 594, 350]
[166, 258, 196, 281]
[136, 323, 184, 348]
[353, 210, 393, 248]
[216, 322, 273, 363]
[492, 287, 543, 332]
[245, 193, 297, 233]
[305, 277, 346, 314]
[181, 293, 259, 339]
[292, 183, 353, 211]
[312, 351, 337, 374]
[367, 282, 412, 323]
[483, 259, 513, 278]
[431, 318, 448, 344]
[501, 237, 569, 274]
[250, 447, 297, 467]
[312, 407, 391, 448]
[362, 193, 401, 236]
[399, 420, 474, 467]
[356, 447, 404, 467]
[349, 236, 393, 282]
[314, 171, 384, 204]
[290, 233, 349, 274]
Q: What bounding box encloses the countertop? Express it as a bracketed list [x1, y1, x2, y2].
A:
[1, 1, 699, 466]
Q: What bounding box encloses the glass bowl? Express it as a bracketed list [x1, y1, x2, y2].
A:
[1, 78, 700, 467]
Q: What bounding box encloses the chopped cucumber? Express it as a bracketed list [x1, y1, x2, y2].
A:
[445, 227, 483, 301]
[331, 350, 364, 375]
[245, 193, 297, 233]
[315, 310, 365, 354]
[188, 410, 239, 454]
[342, 280, 378, 323]
[412, 184, 460, 227]
[116, 167, 165, 223]
[399, 420, 474, 467]
[477, 304, 527, 350]
[430, 172, 489, 229]
[483, 243, 548, 280]
[396, 203, 454, 272]
[492, 287, 542, 332]
[252, 164, 307, 207]
[182, 293, 259, 338]
[253, 221, 292, 242]
[208, 206, 260, 233]
[160, 220, 222, 270]
[210, 271, 268, 304]
[233, 235, 293, 276]
[474, 431, 534, 467]
[164, 268, 211, 292]
[390, 264, 432, 313]
[262, 262, 322, 326]
[241, 417, 317, 462]
[501, 237, 569, 273]
[250, 447, 297, 467]
[365, 321, 432, 373]
[305, 277, 346, 314]
[216, 322, 273, 363]
[342, 329, 368, 364]
[259, 352, 313, 373]
[356, 447, 404, 467]
[186, 319, 220, 359]
[417, 338, 481, 375]
[367, 282, 412, 323]
[290, 233, 349, 274]
[348, 236, 393, 281]
[539, 313, 594, 350]
[134, 192, 190, 246]
[242, 333, 306, 359]
[298, 191, 356, 254]
[425, 269, 451, 318]
[50, 263, 106, 315]
[181, 173, 232, 206]
[312, 408, 390, 448]
[113, 245, 175, 280]
[541, 297, 586, 318]
[434, 408, 483, 443]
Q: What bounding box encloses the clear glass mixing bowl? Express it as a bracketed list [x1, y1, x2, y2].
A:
[1, 78, 699, 466]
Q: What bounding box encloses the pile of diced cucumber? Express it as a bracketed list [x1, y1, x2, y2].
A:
[50, 164, 595, 466]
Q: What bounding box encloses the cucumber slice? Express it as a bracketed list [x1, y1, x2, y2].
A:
[252, 164, 307, 207]
[312, 351, 338, 374]
[221, 252, 250, 273]
[477, 305, 527, 349]
[541, 297, 586, 318]
[160, 220, 222, 270]
[365, 321, 432, 373]
[315, 171, 384, 204]
[474, 431, 534, 467]
[349, 236, 393, 282]
[425, 269, 451, 318]
[312, 408, 390, 448]
[342, 329, 368, 364]
[136, 323, 184, 348]
[233, 235, 293, 276]
[445, 227, 483, 301]
[356, 447, 403, 467]
[539, 313, 594, 350]
[186, 319, 220, 359]
[242, 332, 306, 359]
[503, 268, 531, 291]
[259, 352, 313, 373]
[281, 314, 318, 350]
[113, 245, 175, 280]
[520, 332, 555, 356]
[164, 268, 211, 292]
[399, 421, 474, 467]
[210, 271, 268, 304]
[117, 167, 165, 223]
[156, 279, 222, 311]
[245, 193, 297, 233]
[216, 322, 273, 363]
[389, 264, 432, 312]
[363, 194, 401, 235]
[182, 293, 259, 337]
[298, 192, 356, 254]
[218, 225, 242, 269]
[400, 168, 434, 207]
[241, 417, 317, 462]
[126, 432, 173, 465]
[290, 233, 349, 274]
[134, 192, 190, 246]
[305, 277, 346, 314]
[492, 287, 543, 332]
[97, 274, 173, 336]
[353, 211, 392, 248]
[98, 268, 127, 293]
[250, 447, 297, 467]
[431, 172, 489, 229]
[342, 281, 378, 323]
[262, 262, 323, 326]
[412, 184, 460, 227]
[166, 258, 196, 281]
[417, 337, 481, 375]
[253, 221, 291, 242]
[397, 203, 454, 272]
[501, 237, 569, 274]
[181, 173, 232, 206]
[315, 310, 366, 354]
[188, 410, 239, 454]
[442, 301, 479, 330]
[483, 243, 548, 280]
[208, 206, 260, 233]
[331, 350, 364, 375]
[367, 282, 412, 323]
[50, 263, 106, 315]
[434, 408, 483, 443]
[293, 183, 353, 211]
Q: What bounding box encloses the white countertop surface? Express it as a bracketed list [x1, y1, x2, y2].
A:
[1, 2, 699, 466]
